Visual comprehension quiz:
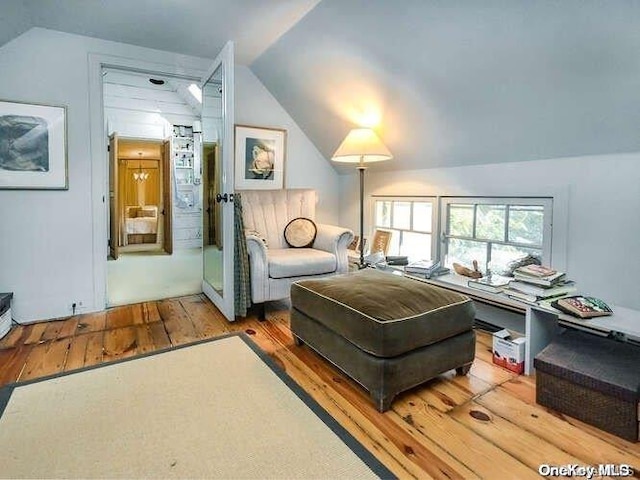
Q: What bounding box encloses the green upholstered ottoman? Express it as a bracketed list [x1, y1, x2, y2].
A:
[290, 269, 476, 412]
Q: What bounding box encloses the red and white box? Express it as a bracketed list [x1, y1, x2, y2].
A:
[492, 329, 526, 374]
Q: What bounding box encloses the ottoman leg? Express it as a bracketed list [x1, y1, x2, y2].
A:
[456, 362, 473, 376]
[372, 391, 395, 413]
[293, 334, 304, 346]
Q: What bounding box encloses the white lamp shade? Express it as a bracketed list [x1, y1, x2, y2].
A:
[331, 128, 392, 164]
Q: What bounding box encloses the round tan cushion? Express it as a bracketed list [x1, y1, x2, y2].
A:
[284, 217, 317, 248]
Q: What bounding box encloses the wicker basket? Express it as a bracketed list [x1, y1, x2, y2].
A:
[534, 329, 640, 442]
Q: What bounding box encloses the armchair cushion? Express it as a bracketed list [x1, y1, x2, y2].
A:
[268, 248, 337, 279]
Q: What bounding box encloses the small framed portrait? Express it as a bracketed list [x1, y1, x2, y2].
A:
[234, 125, 286, 190]
[348, 235, 368, 253]
[0, 99, 68, 190]
[371, 229, 392, 255]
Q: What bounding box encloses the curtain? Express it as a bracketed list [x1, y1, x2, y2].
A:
[234, 193, 252, 317]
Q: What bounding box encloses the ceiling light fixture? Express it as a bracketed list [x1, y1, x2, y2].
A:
[188, 83, 202, 103]
[133, 153, 149, 182]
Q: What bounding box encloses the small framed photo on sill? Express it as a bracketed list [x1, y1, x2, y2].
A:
[348, 236, 367, 253]
[348, 235, 360, 252]
[0, 99, 68, 190]
[234, 125, 286, 190]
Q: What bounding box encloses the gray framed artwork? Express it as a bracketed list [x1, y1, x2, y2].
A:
[0, 99, 68, 190]
[234, 125, 286, 190]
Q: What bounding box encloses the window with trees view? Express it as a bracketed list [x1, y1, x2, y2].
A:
[372, 197, 436, 261]
[440, 197, 552, 275]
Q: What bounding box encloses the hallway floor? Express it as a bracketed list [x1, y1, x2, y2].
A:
[107, 248, 202, 306]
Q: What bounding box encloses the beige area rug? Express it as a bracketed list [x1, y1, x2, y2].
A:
[0, 334, 391, 479]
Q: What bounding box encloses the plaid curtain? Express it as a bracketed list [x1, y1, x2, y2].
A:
[234, 193, 252, 317]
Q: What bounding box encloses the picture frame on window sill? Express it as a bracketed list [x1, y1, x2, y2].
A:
[0, 99, 68, 190]
[234, 124, 286, 190]
[348, 235, 360, 252]
[348, 236, 366, 254]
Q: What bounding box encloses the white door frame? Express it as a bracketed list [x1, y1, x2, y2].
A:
[88, 53, 208, 312]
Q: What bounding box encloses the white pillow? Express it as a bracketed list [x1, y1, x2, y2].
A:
[284, 218, 317, 248]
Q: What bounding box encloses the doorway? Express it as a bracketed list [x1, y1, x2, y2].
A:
[109, 137, 170, 258]
[103, 68, 203, 306]
[89, 44, 235, 319]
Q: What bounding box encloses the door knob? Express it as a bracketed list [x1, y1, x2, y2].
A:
[215, 193, 234, 203]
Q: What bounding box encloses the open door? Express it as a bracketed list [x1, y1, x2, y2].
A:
[202, 143, 219, 247]
[108, 134, 120, 260]
[161, 139, 173, 254]
[201, 42, 235, 321]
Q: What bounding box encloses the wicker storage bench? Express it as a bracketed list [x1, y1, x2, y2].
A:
[534, 329, 640, 442]
[290, 269, 476, 412]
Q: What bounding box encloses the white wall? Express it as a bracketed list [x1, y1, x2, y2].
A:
[104, 70, 200, 139]
[235, 65, 341, 224]
[0, 28, 210, 322]
[0, 28, 340, 322]
[339, 153, 640, 310]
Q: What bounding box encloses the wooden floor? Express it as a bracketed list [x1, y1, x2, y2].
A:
[1, 295, 638, 479]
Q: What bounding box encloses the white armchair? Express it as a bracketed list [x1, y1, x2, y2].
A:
[241, 189, 353, 317]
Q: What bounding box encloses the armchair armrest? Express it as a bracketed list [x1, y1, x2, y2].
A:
[314, 224, 354, 273]
[245, 233, 269, 303]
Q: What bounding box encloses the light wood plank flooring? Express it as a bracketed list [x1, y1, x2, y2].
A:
[1, 295, 638, 479]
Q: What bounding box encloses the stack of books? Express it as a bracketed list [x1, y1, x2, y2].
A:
[502, 264, 576, 304]
[385, 255, 408, 266]
[404, 260, 450, 279]
[512, 264, 566, 286]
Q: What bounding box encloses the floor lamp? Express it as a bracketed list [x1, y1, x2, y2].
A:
[332, 128, 392, 268]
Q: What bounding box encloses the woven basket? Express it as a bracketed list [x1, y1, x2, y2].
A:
[537, 370, 638, 442]
[534, 329, 640, 443]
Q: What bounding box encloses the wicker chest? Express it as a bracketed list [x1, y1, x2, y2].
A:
[534, 329, 640, 442]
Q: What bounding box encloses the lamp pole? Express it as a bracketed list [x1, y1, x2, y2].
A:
[358, 157, 366, 268]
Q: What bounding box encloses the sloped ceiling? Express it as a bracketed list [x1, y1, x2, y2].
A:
[3, 0, 640, 174]
[251, 0, 640, 173]
[0, 0, 32, 47]
[0, 0, 320, 64]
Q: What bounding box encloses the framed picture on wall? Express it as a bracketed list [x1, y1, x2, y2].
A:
[0, 99, 68, 190]
[234, 124, 286, 190]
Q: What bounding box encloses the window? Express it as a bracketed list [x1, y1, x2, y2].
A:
[372, 197, 436, 261]
[440, 197, 552, 275]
